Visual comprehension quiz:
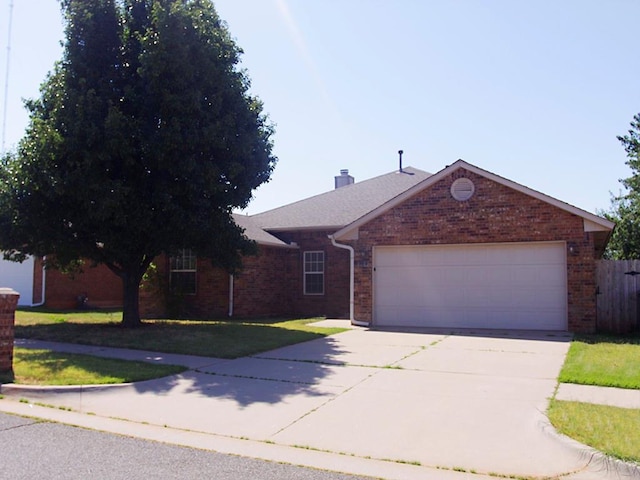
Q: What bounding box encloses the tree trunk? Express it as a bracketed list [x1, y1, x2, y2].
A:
[121, 269, 143, 328]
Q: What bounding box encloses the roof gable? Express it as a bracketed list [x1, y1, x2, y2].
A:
[334, 159, 615, 240]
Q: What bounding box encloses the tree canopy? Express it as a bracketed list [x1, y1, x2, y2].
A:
[604, 113, 640, 259]
[0, 0, 276, 326]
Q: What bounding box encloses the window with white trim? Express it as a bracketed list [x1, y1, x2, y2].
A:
[304, 251, 324, 295]
[169, 249, 197, 295]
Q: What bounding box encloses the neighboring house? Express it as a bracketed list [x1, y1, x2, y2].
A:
[0, 256, 122, 309]
[39, 259, 123, 310]
[140, 160, 614, 333]
[0, 256, 40, 307]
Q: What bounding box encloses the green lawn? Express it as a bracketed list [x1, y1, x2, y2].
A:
[10, 347, 186, 385]
[548, 399, 640, 464]
[558, 334, 640, 389]
[3, 309, 347, 386]
[14, 309, 346, 358]
[550, 333, 640, 466]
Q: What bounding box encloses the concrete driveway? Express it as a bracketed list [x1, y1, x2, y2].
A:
[0, 327, 617, 479]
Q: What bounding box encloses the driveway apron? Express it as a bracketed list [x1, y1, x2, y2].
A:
[3, 328, 603, 478]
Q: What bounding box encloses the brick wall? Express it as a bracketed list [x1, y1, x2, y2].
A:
[232, 247, 296, 317]
[32, 257, 44, 305]
[138, 232, 351, 320]
[0, 289, 19, 376]
[45, 263, 123, 310]
[272, 229, 350, 319]
[345, 168, 598, 332]
[138, 254, 230, 319]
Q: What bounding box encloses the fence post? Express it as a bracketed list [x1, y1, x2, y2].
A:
[0, 288, 20, 380]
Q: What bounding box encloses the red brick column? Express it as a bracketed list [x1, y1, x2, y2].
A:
[0, 289, 20, 377]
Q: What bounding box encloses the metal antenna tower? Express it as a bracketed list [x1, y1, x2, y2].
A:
[1, 0, 14, 153]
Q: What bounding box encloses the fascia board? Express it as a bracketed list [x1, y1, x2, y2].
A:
[584, 218, 615, 232]
[264, 225, 346, 233]
[256, 240, 299, 249]
[459, 161, 615, 232]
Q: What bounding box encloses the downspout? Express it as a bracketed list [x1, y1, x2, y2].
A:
[31, 255, 46, 307]
[329, 235, 370, 327]
[228, 274, 234, 317]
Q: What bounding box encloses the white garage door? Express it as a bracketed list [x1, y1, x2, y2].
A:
[373, 242, 567, 330]
[0, 256, 34, 306]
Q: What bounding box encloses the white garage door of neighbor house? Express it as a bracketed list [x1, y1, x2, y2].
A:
[0, 256, 35, 306]
[373, 242, 567, 331]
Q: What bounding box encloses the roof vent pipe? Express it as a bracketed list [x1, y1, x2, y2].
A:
[398, 149, 414, 175]
[334, 169, 354, 189]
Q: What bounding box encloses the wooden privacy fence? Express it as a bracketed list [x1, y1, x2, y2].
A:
[596, 259, 640, 333]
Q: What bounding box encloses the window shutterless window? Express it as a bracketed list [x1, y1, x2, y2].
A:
[169, 249, 197, 295]
[303, 251, 324, 295]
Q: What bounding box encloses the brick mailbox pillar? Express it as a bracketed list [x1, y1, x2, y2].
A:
[0, 288, 20, 378]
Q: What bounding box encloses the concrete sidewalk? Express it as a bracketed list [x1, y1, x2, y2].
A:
[2, 327, 639, 480]
[556, 382, 640, 409]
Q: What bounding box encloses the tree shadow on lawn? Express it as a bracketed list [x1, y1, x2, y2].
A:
[15, 322, 351, 407]
[14, 321, 336, 358]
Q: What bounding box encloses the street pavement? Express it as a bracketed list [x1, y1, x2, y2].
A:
[0, 411, 373, 480]
[1, 324, 639, 480]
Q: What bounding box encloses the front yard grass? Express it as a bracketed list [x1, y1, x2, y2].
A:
[15, 309, 347, 358]
[10, 347, 186, 385]
[550, 333, 640, 466]
[4, 310, 346, 386]
[548, 399, 640, 464]
[558, 334, 640, 389]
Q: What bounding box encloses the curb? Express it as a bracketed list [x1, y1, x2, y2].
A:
[0, 399, 485, 480]
[537, 409, 640, 478]
[0, 381, 134, 398]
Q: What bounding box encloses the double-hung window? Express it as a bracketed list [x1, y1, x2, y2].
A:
[303, 251, 324, 295]
[169, 249, 197, 295]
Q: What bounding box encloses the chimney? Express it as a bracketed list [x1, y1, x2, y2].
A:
[334, 169, 354, 189]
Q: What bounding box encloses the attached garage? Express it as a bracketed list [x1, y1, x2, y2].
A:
[373, 242, 568, 330]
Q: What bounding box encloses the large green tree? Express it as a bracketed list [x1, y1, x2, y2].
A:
[605, 113, 640, 259]
[0, 0, 276, 326]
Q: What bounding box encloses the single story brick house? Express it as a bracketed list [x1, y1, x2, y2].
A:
[140, 160, 614, 333]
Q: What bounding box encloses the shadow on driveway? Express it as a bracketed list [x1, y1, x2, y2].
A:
[129, 335, 352, 407]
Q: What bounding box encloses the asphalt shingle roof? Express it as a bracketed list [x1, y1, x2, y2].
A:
[252, 167, 431, 231]
[232, 213, 291, 247]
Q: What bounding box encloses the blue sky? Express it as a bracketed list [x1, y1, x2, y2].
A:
[1, 0, 639, 216]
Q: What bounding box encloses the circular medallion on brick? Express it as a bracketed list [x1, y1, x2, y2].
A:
[451, 177, 475, 201]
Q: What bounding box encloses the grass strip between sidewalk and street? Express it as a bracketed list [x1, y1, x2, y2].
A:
[10, 347, 186, 385]
[548, 399, 640, 465]
[550, 333, 640, 467]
